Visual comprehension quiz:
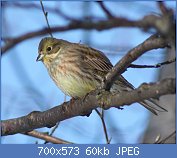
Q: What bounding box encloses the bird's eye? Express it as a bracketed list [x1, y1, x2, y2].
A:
[46, 46, 52, 52]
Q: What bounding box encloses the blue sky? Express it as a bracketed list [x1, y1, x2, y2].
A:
[1, 1, 176, 144]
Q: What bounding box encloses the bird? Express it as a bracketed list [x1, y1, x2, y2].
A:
[36, 37, 167, 115]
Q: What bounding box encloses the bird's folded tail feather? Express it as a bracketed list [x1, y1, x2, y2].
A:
[139, 99, 168, 115]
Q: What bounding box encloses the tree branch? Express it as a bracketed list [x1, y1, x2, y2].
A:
[1, 11, 174, 54]
[24, 130, 73, 144]
[154, 130, 176, 144]
[97, 1, 114, 18]
[157, 1, 176, 48]
[1, 78, 175, 136]
[95, 109, 110, 144]
[3, 2, 78, 21]
[129, 58, 176, 68]
[44, 122, 60, 144]
[40, 0, 53, 37]
[158, 1, 170, 15]
[102, 34, 168, 90]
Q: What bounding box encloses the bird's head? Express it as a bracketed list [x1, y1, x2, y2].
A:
[37, 37, 67, 65]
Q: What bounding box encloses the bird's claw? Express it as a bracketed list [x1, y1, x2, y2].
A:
[96, 90, 111, 110]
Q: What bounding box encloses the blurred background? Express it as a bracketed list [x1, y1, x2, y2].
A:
[1, 1, 176, 144]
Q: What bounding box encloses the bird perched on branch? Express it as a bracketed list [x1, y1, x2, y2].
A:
[37, 37, 167, 115]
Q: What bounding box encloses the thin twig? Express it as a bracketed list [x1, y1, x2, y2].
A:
[40, 0, 53, 37]
[25, 130, 73, 144]
[129, 58, 176, 68]
[44, 122, 60, 144]
[50, 121, 60, 136]
[103, 34, 168, 90]
[95, 109, 111, 144]
[97, 1, 114, 18]
[154, 130, 176, 144]
[158, 1, 170, 15]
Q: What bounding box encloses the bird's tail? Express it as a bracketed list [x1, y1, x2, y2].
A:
[139, 98, 168, 115]
[112, 76, 168, 115]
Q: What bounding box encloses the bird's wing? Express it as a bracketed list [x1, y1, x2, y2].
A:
[80, 45, 113, 72]
[75, 44, 134, 88]
[117, 75, 135, 90]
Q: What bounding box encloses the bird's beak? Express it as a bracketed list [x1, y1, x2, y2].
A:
[36, 54, 44, 62]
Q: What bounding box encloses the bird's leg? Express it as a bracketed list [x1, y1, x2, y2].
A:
[82, 93, 93, 117]
[97, 89, 124, 110]
[70, 97, 77, 104]
[96, 89, 111, 110]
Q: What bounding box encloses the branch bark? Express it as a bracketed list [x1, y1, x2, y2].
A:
[1, 78, 175, 136]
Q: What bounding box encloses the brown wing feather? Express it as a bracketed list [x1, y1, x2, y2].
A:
[80, 45, 113, 72]
[80, 45, 135, 89]
[74, 44, 134, 88]
[118, 75, 135, 90]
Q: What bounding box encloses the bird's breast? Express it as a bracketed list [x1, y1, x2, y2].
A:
[48, 62, 98, 98]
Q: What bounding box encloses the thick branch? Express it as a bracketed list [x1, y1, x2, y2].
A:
[1, 78, 175, 136]
[40, 0, 53, 38]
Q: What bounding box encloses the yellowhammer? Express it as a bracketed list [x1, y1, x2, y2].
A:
[37, 37, 167, 115]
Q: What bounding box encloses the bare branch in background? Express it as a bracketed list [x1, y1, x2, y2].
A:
[158, 1, 170, 15]
[25, 130, 73, 144]
[129, 58, 176, 69]
[157, 1, 176, 48]
[2, 1, 78, 21]
[154, 131, 176, 144]
[40, 0, 53, 37]
[44, 122, 60, 144]
[95, 109, 111, 144]
[97, 1, 114, 18]
[1, 3, 175, 54]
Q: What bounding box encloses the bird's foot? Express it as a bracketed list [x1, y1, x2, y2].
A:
[96, 89, 112, 110]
